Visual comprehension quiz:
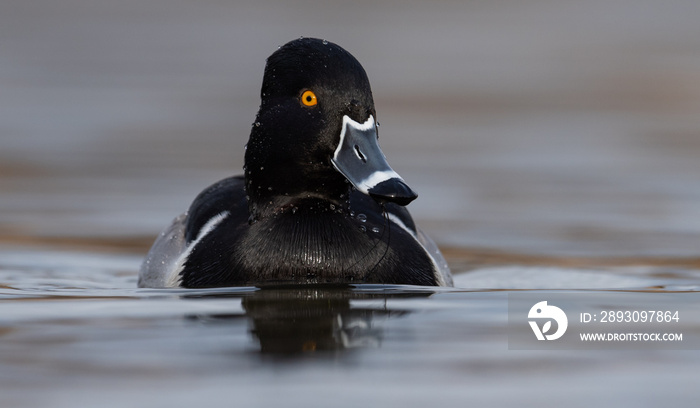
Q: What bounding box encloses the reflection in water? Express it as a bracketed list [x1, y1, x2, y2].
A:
[188, 286, 430, 354]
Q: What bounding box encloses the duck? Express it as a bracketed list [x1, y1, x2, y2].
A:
[138, 38, 453, 288]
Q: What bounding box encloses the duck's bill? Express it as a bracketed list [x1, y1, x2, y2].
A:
[331, 115, 417, 206]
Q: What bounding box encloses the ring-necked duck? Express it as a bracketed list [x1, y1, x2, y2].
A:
[139, 38, 452, 288]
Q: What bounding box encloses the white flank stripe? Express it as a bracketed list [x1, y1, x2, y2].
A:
[387, 213, 446, 286]
[165, 211, 230, 287]
[386, 213, 416, 238]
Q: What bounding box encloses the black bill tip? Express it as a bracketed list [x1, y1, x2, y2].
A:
[368, 179, 418, 206]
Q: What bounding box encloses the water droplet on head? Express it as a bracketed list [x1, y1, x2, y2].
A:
[371, 227, 380, 233]
[254, 122, 261, 127]
[330, 204, 336, 210]
[267, 187, 272, 191]
[322, 39, 328, 45]
[260, 166, 264, 170]
[357, 213, 367, 222]
[359, 225, 367, 232]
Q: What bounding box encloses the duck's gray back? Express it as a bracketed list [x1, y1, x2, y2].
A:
[139, 213, 187, 288]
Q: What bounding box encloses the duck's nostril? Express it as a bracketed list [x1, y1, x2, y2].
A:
[353, 144, 367, 163]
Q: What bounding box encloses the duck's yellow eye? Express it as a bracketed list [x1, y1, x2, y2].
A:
[301, 90, 318, 107]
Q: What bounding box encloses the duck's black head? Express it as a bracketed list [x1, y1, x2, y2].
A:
[244, 38, 416, 218]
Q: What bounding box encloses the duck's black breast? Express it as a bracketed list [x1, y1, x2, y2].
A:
[178, 177, 439, 288]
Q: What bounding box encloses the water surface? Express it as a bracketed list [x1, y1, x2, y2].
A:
[1, 248, 699, 407]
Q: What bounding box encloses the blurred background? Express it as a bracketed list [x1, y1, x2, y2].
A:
[2, 0, 700, 260]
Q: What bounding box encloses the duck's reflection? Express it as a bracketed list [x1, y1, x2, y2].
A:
[187, 286, 433, 354]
